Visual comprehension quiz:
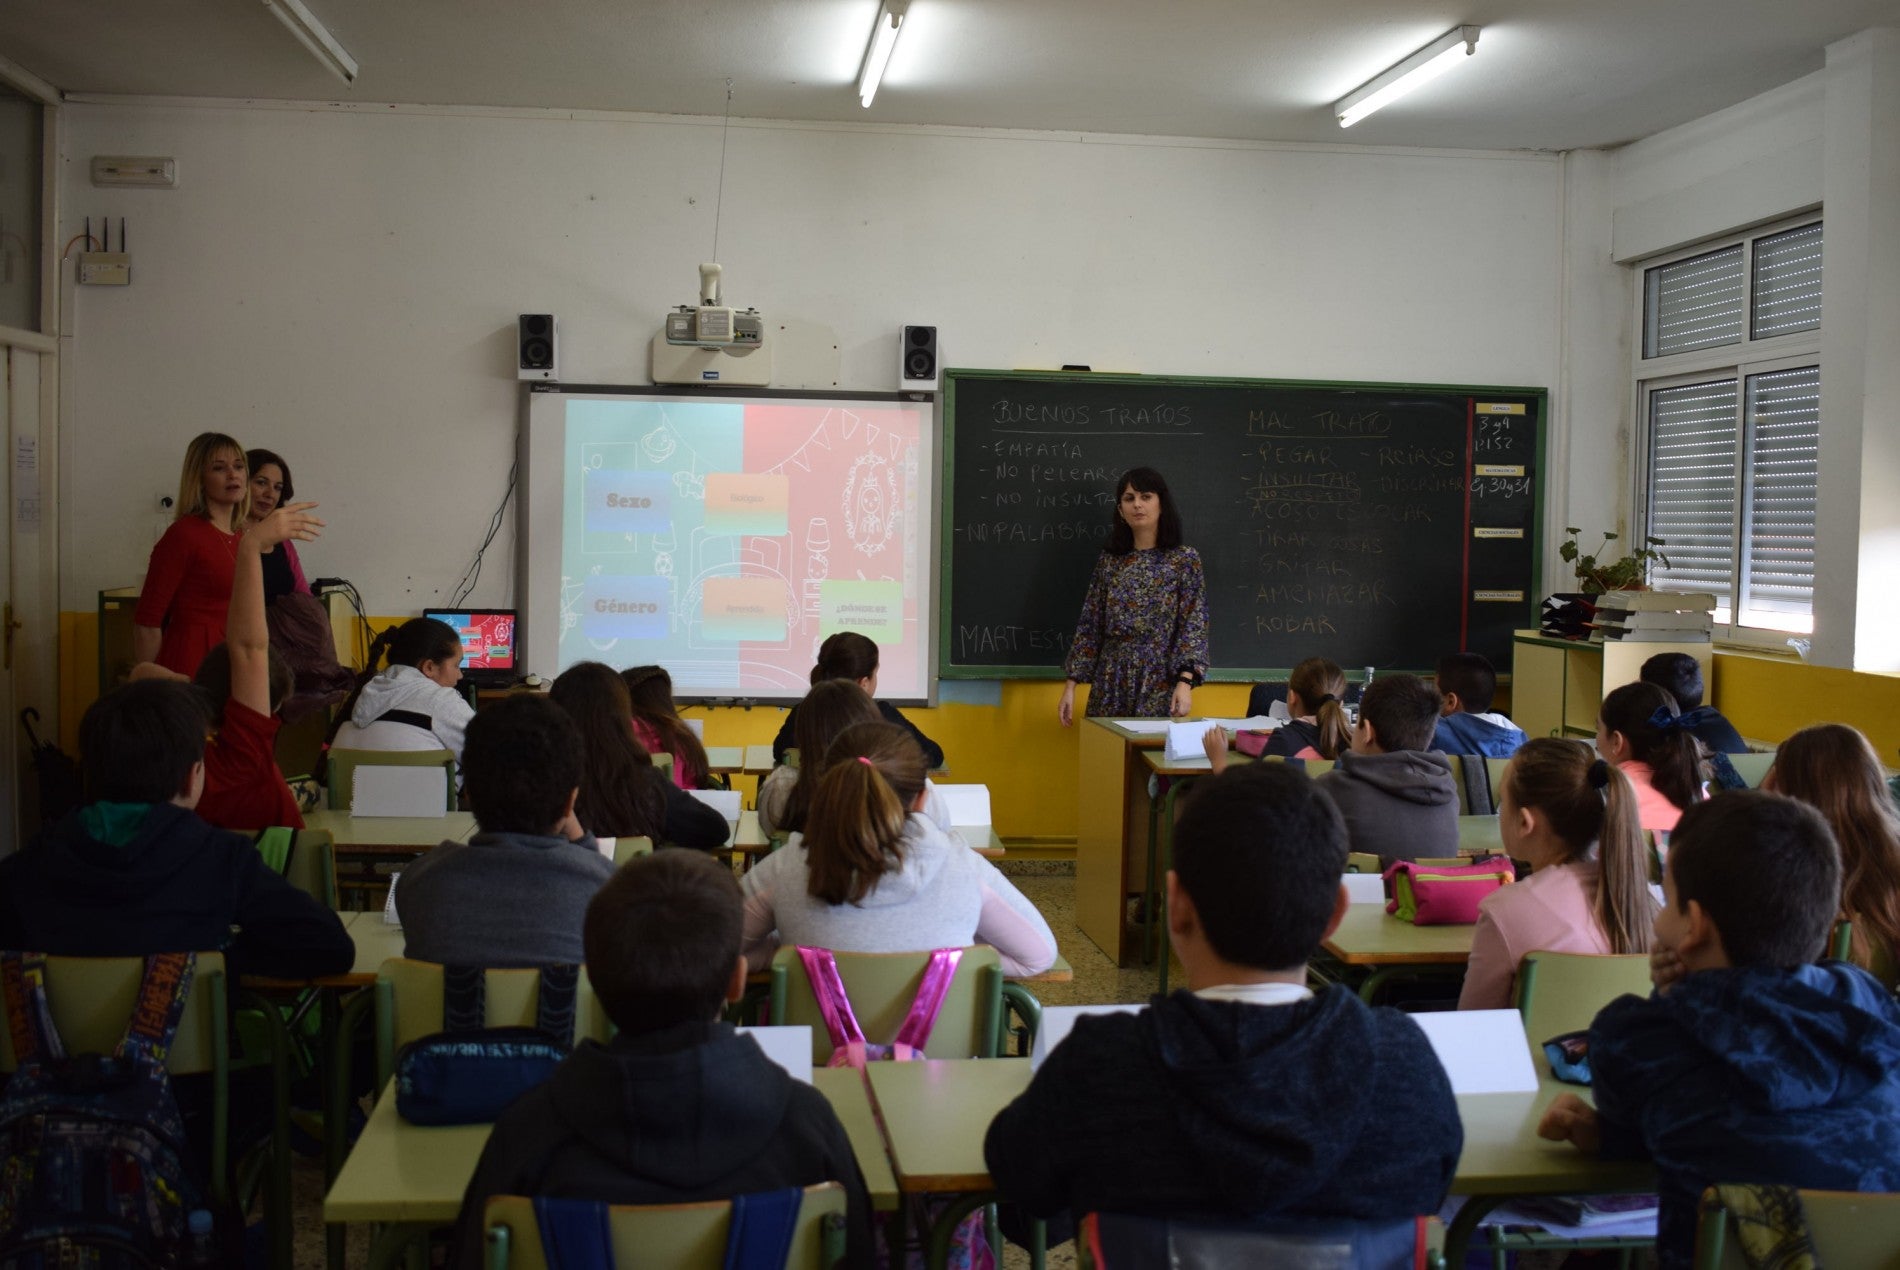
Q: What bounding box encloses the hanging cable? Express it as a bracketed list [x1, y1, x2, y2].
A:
[711, 78, 734, 262]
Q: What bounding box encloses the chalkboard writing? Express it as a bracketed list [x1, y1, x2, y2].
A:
[940, 372, 1544, 678]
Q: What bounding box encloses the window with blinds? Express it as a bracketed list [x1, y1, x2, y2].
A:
[1636, 218, 1821, 640]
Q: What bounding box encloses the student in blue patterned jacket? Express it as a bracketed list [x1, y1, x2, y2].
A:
[1428, 652, 1526, 759]
[1540, 790, 1900, 1269]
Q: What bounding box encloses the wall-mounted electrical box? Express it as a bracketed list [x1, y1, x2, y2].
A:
[77, 252, 130, 285]
[90, 156, 177, 188]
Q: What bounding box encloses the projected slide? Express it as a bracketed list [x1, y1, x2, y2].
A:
[522, 392, 935, 701]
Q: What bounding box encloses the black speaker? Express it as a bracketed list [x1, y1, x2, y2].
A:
[517, 314, 557, 381]
[900, 324, 938, 392]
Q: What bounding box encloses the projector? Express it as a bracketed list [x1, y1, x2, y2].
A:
[663, 263, 764, 349]
[651, 262, 772, 385]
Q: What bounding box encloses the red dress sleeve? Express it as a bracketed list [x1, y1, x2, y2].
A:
[134, 521, 195, 628]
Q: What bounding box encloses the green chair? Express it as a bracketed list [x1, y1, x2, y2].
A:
[611, 836, 655, 866]
[1486, 755, 1510, 806]
[284, 827, 338, 908]
[1514, 950, 1653, 1041]
[483, 1184, 849, 1269]
[326, 747, 457, 811]
[1696, 1187, 1900, 1269]
[373, 958, 613, 1092]
[768, 944, 1035, 1062]
[1345, 851, 1385, 875]
[1724, 751, 1776, 788]
[650, 752, 676, 784]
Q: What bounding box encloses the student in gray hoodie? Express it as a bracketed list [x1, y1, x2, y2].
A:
[1314, 674, 1460, 863]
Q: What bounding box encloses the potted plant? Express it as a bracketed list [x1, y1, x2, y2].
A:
[1559, 528, 1670, 594]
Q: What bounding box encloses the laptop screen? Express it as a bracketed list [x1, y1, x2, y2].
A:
[424, 609, 518, 678]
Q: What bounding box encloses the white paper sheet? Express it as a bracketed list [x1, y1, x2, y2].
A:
[352, 766, 452, 818]
[1114, 720, 1172, 734]
[685, 718, 705, 739]
[1203, 716, 1281, 731]
[933, 784, 992, 826]
[1269, 699, 1292, 722]
[1031, 1004, 1145, 1070]
[1164, 720, 1219, 761]
[738, 1026, 814, 1083]
[1341, 873, 1386, 905]
[1407, 1009, 1539, 1094]
[594, 836, 616, 860]
[688, 788, 743, 843]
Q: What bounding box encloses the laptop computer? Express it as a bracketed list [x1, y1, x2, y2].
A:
[423, 608, 519, 689]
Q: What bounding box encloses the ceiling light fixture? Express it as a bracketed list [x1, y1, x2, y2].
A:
[1334, 25, 1479, 129]
[857, 0, 911, 108]
[261, 0, 358, 84]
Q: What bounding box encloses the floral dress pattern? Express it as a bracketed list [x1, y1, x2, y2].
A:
[1063, 545, 1210, 717]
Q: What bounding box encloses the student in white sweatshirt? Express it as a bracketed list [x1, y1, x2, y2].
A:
[741, 721, 1058, 978]
[329, 617, 475, 763]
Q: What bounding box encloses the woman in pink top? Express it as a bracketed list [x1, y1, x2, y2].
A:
[1460, 738, 1657, 1010]
[1596, 681, 1709, 835]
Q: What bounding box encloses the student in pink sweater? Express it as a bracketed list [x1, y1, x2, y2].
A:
[1459, 738, 1658, 1010]
[1596, 681, 1708, 836]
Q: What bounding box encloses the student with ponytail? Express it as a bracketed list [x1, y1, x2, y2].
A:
[621, 665, 712, 791]
[1265, 657, 1353, 760]
[1597, 681, 1709, 835]
[1766, 723, 1900, 984]
[329, 617, 475, 763]
[740, 721, 1057, 977]
[769, 631, 944, 769]
[1459, 739, 1657, 1009]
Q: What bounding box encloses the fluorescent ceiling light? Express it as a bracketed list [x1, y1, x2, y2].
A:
[857, 0, 911, 108]
[1334, 25, 1479, 128]
[261, 0, 358, 84]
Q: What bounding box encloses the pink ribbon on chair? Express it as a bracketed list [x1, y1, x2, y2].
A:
[794, 946, 965, 1068]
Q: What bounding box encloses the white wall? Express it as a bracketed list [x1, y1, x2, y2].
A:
[56, 102, 1563, 615]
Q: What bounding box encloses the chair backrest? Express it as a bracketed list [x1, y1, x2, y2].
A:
[482, 1184, 848, 1270]
[768, 945, 1003, 1063]
[1077, 1211, 1425, 1270]
[374, 958, 612, 1089]
[650, 752, 675, 784]
[1345, 852, 1383, 875]
[1515, 950, 1653, 1041]
[1442, 754, 1470, 813]
[328, 747, 457, 810]
[1485, 754, 1509, 804]
[1303, 758, 1335, 777]
[283, 827, 338, 908]
[1696, 1187, 1900, 1270]
[612, 836, 654, 867]
[0, 952, 227, 1076]
[1724, 751, 1776, 788]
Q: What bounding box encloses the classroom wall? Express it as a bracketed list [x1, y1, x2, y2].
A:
[50, 100, 1568, 834]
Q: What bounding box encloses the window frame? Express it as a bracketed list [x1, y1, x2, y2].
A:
[1630, 213, 1822, 649]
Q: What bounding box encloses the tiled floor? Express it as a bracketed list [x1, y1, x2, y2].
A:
[294, 864, 1132, 1269]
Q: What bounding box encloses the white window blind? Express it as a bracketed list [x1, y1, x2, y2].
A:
[1739, 366, 1818, 630]
[1643, 244, 1745, 359]
[1750, 223, 1823, 340]
[1647, 379, 1739, 613]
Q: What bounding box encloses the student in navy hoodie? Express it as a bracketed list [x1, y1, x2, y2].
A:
[1540, 790, 1900, 1269]
[1639, 652, 1747, 755]
[984, 761, 1461, 1227]
[1429, 652, 1527, 759]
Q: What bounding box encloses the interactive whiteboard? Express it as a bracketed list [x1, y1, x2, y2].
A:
[521, 388, 937, 702]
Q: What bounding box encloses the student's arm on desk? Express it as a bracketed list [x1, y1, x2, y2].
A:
[230, 838, 352, 977]
[660, 781, 730, 850]
[974, 859, 1059, 977]
[1538, 992, 1663, 1162]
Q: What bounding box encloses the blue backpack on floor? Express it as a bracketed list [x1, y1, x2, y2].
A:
[0, 950, 216, 1269]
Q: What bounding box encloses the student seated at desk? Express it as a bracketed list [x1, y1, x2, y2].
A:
[758, 680, 957, 840]
[1597, 681, 1708, 836]
[450, 850, 873, 1270]
[1264, 657, 1352, 760]
[130, 501, 321, 831]
[1640, 652, 1747, 755]
[1429, 651, 1526, 759]
[621, 664, 710, 791]
[550, 662, 728, 850]
[984, 762, 1460, 1226]
[1313, 674, 1459, 864]
[741, 721, 1056, 977]
[328, 616, 475, 763]
[1459, 739, 1655, 1010]
[0, 680, 351, 981]
[1539, 791, 1900, 1270]
[1764, 723, 1900, 984]
[398, 695, 613, 968]
[770, 631, 943, 769]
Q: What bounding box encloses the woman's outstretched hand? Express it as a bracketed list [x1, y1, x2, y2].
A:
[247, 500, 325, 548]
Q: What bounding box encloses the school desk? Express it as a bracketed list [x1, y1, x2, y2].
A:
[1317, 905, 1473, 1002]
[703, 744, 745, 774]
[1137, 744, 1254, 990]
[325, 1069, 901, 1270]
[305, 810, 478, 908]
[1458, 814, 1506, 856]
[1075, 720, 1168, 966]
[744, 743, 777, 774]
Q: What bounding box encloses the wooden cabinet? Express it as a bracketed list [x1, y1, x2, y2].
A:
[1511, 630, 1713, 740]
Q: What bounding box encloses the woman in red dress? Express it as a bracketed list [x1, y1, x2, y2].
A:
[134, 432, 250, 679]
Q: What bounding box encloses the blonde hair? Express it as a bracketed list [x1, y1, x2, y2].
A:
[1505, 738, 1654, 955]
[174, 432, 250, 532]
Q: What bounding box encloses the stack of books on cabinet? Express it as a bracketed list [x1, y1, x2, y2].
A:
[1587, 591, 1715, 643]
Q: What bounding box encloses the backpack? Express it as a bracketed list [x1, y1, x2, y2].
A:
[0, 951, 217, 1269]
[795, 946, 963, 1067]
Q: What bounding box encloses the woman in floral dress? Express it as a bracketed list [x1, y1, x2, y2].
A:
[1058, 467, 1210, 723]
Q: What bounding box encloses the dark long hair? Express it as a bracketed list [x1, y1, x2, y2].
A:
[550, 661, 668, 840]
[1287, 657, 1351, 760]
[1600, 681, 1708, 813]
[621, 665, 710, 783]
[1768, 723, 1900, 971]
[1104, 467, 1184, 555]
[245, 447, 295, 506]
[782, 679, 881, 834]
[811, 631, 879, 686]
[804, 721, 928, 906]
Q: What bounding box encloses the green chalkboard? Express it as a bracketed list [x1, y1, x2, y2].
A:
[939, 369, 1545, 680]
